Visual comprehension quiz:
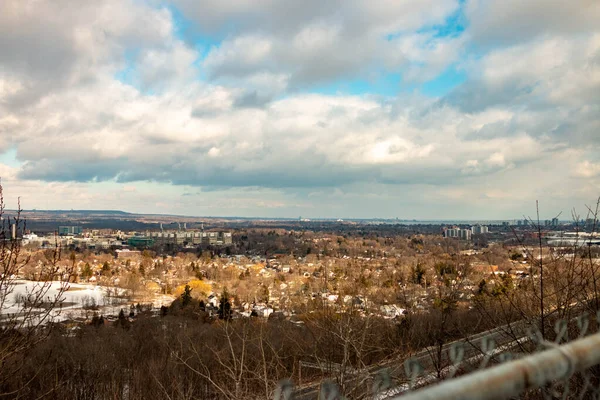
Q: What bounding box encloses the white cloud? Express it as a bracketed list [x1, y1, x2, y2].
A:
[574, 161, 600, 178]
[391, 33, 466, 82]
[0, 0, 175, 104]
[203, 35, 274, 77]
[173, 0, 458, 37]
[466, 0, 600, 45]
[446, 36, 600, 154]
[136, 42, 199, 90]
[0, 76, 560, 191]
[0, 0, 599, 217]
[195, 0, 464, 88]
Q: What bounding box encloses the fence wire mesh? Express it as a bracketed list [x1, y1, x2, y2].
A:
[274, 311, 600, 399]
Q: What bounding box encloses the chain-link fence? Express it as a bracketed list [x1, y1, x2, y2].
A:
[274, 312, 600, 399]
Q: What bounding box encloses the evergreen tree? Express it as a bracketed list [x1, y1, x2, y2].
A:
[102, 261, 111, 273]
[91, 313, 104, 327]
[477, 279, 487, 295]
[260, 285, 270, 303]
[160, 305, 168, 316]
[181, 284, 193, 307]
[115, 309, 130, 329]
[81, 263, 93, 280]
[218, 289, 232, 321]
[412, 263, 426, 285]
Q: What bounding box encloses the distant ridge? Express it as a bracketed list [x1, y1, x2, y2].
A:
[22, 210, 132, 215]
[13, 209, 517, 223]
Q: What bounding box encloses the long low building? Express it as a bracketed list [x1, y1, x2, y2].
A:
[143, 231, 232, 246]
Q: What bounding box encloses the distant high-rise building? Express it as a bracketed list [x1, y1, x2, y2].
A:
[221, 232, 233, 245]
[444, 227, 471, 240]
[471, 225, 489, 235]
[551, 217, 559, 227]
[444, 228, 459, 238]
[58, 226, 83, 236]
[459, 229, 472, 241]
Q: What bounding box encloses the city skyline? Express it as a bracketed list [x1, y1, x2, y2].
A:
[1, 0, 599, 219]
[5, 208, 578, 223]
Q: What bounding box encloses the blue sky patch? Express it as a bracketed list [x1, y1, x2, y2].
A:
[0, 148, 21, 168]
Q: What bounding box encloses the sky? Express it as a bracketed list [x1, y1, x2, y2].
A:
[0, 0, 599, 220]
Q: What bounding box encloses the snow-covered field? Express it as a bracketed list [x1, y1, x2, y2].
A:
[1, 280, 127, 322]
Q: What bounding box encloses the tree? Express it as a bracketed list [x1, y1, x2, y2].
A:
[434, 261, 457, 277]
[477, 279, 487, 295]
[175, 280, 211, 299]
[218, 289, 232, 320]
[412, 263, 426, 285]
[491, 273, 513, 297]
[0, 184, 71, 396]
[102, 261, 111, 274]
[91, 314, 105, 327]
[181, 284, 193, 307]
[510, 252, 523, 261]
[81, 263, 93, 280]
[260, 285, 270, 303]
[115, 309, 130, 329]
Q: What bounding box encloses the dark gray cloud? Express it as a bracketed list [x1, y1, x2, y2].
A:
[18, 158, 129, 182]
[232, 91, 273, 109]
[442, 81, 536, 113]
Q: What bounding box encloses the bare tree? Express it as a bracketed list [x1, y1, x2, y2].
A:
[0, 184, 71, 395]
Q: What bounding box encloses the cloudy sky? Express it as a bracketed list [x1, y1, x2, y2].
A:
[0, 0, 599, 219]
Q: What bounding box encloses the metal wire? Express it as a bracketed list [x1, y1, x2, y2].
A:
[274, 312, 600, 399]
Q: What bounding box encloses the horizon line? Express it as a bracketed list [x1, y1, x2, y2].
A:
[4, 208, 571, 223]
